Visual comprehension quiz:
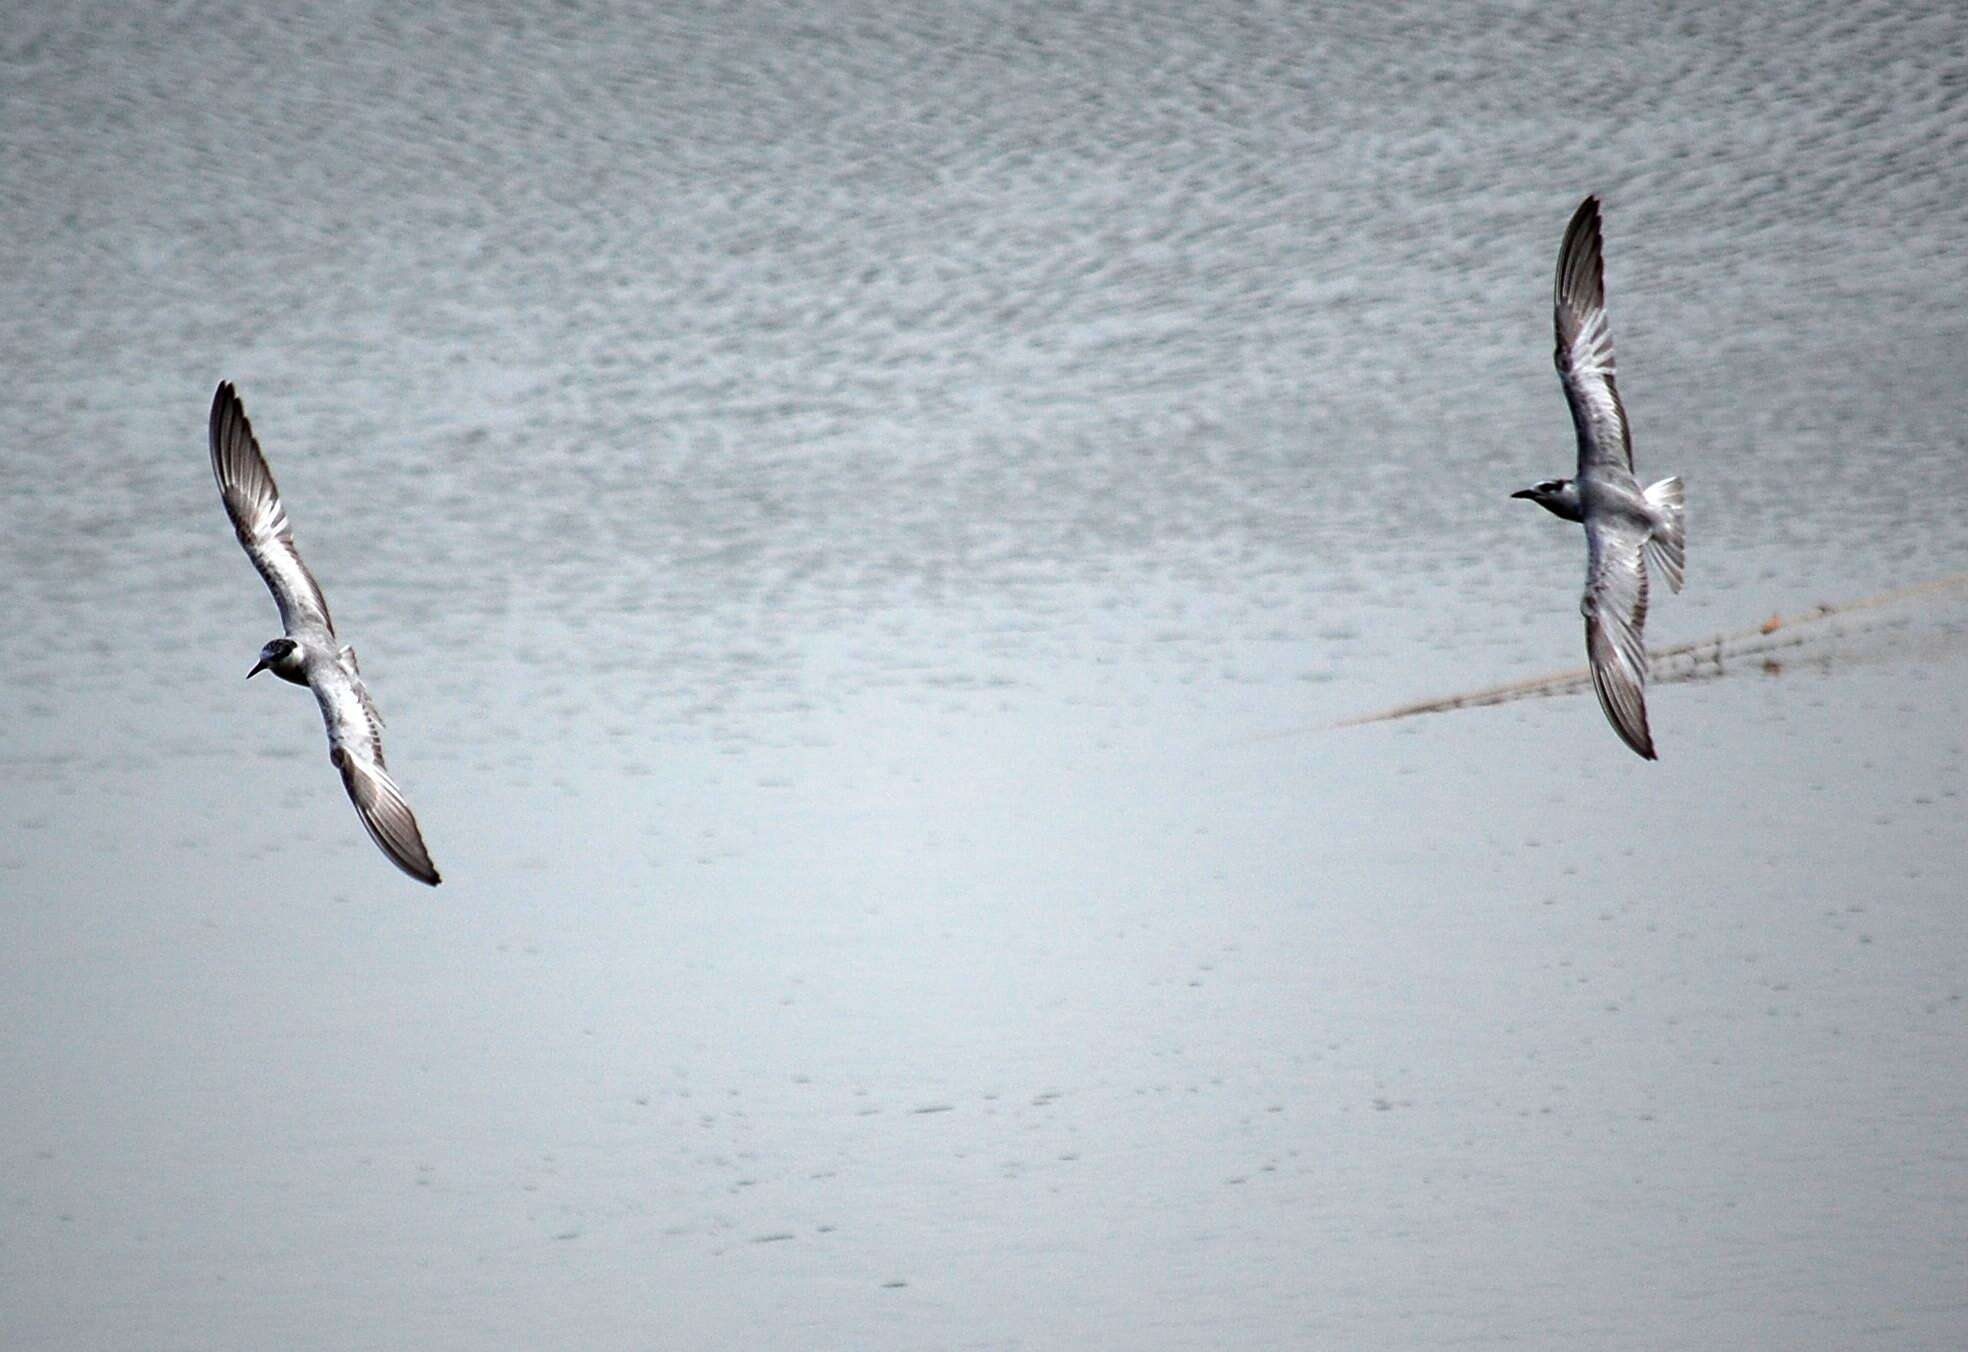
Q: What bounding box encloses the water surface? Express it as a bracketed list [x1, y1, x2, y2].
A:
[4, 2, 1967, 1347]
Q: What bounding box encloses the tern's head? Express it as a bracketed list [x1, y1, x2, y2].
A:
[248, 637, 300, 680]
[1511, 477, 1582, 522]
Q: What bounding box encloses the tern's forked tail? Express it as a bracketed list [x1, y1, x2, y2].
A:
[1645, 476, 1686, 594]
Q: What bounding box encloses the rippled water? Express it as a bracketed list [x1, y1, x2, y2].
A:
[5, 2, 1967, 1347]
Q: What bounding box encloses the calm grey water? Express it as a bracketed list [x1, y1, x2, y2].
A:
[5, 2, 1968, 1347]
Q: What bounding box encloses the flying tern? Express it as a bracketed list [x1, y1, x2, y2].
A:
[209, 381, 441, 884]
[1512, 196, 1686, 760]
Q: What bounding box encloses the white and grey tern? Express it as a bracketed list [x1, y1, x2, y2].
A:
[1513, 197, 1686, 760]
[209, 381, 441, 884]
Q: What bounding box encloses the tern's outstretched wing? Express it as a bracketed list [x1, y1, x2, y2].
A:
[313, 663, 440, 886]
[1582, 515, 1655, 760]
[1554, 197, 1633, 476]
[210, 381, 335, 637]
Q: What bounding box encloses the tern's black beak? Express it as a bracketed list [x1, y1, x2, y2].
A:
[247, 658, 269, 679]
[1509, 488, 1536, 500]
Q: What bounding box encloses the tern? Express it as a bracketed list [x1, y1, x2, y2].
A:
[1513, 196, 1686, 760]
[209, 381, 442, 884]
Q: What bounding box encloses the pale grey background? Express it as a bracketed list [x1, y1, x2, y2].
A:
[3, 1, 1966, 1347]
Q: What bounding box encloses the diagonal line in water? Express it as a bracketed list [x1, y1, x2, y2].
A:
[1319, 572, 1968, 734]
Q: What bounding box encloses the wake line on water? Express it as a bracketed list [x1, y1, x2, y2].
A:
[1325, 572, 1968, 733]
